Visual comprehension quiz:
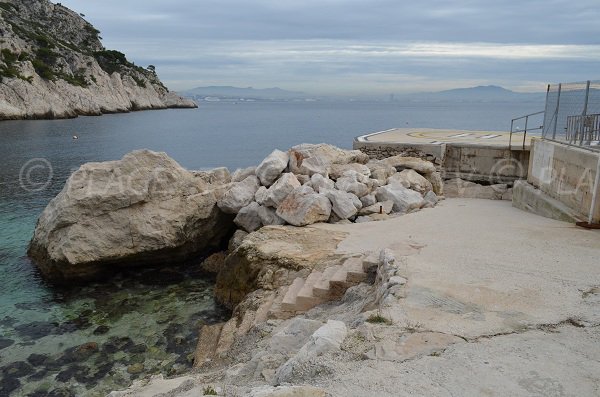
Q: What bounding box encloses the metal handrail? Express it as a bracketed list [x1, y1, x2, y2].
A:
[509, 110, 544, 150]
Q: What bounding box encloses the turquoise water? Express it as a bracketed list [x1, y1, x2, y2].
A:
[0, 100, 543, 396]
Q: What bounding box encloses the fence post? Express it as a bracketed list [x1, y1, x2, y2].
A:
[552, 83, 561, 140]
[523, 115, 529, 149]
[509, 119, 514, 149]
[580, 80, 591, 146]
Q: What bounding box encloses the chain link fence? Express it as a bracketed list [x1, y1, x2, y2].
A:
[542, 80, 600, 150]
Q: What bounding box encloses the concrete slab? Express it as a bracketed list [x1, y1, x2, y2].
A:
[358, 128, 535, 148]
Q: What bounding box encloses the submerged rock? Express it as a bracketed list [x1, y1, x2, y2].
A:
[28, 150, 235, 283]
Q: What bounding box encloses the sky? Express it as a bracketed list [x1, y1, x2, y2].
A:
[58, 0, 600, 95]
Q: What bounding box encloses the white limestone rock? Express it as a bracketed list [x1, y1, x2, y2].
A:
[256, 149, 290, 186]
[425, 171, 444, 196]
[288, 143, 369, 176]
[276, 186, 332, 226]
[323, 189, 362, 220]
[359, 200, 394, 216]
[255, 186, 269, 205]
[274, 320, 347, 384]
[328, 163, 371, 180]
[424, 191, 439, 208]
[367, 161, 397, 183]
[217, 175, 261, 214]
[234, 202, 263, 232]
[360, 193, 377, 207]
[257, 205, 286, 226]
[264, 173, 301, 208]
[231, 166, 257, 182]
[309, 173, 335, 193]
[192, 167, 231, 185]
[335, 175, 370, 198]
[395, 169, 433, 194]
[382, 155, 436, 174]
[376, 184, 425, 213]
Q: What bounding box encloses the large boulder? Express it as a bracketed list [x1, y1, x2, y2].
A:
[28, 150, 234, 283]
[308, 173, 335, 193]
[264, 173, 301, 208]
[328, 163, 371, 180]
[257, 205, 286, 227]
[323, 189, 362, 220]
[217, 175, 261, 214]
[276, 186, 332, 226]
[382, 156, 436, 174]
[215, 226, 347, 308]
[288, 143, 369, 176]
[234, 202, 263, 233]
[256, 150, 289, 187]
[376, 184, 425, 213]
[425, 171, 444, 196]
[389, 169, 433, 194]
[335, 174, 370, 198]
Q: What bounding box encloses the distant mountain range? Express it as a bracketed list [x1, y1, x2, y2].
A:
[183, 86, 306, 101]
[182, 84, 545, 103]
[405, 85, 545, 102]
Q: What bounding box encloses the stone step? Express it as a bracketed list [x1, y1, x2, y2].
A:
[193, 323, 224, 368]
[281, 277, 305, 312]
[313, 266, 340, 298]
[329, 265, 350, 298]
[345, 257, 367, 283]
[362, 252, 380, 273]
[296, 271, 326, 311]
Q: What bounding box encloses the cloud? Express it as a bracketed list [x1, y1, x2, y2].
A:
[58, 0, 600, 94]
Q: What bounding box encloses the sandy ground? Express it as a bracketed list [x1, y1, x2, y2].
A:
[112, 199, 600, 396]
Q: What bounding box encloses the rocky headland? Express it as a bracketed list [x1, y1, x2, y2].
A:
[27, 144, 600, 396]
[0, 0, 196, 120]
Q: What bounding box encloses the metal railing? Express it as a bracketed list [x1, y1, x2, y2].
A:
[509, 111, 544, 150]
[542, 80, 600, 152]
[566, 114, 600, 146]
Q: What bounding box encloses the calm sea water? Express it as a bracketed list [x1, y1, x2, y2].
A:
[0, 100, 542, 396]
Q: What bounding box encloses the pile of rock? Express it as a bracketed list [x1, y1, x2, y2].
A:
[219, 143, 443, 232]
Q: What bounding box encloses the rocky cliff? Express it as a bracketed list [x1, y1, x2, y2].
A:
[0, 0, 196, 120]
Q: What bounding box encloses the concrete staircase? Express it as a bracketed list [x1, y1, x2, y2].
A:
[275, 257, 368, 315]
[194, 255, 372, 367]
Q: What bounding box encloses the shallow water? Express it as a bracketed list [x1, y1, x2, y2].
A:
[0, 100, 543, 395]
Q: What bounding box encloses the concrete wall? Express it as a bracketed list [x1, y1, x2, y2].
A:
[354, 140, 529, 185]
[527, 138, 600, 223]
[443, 144, 529, 184]
[352, 141, 444, 165]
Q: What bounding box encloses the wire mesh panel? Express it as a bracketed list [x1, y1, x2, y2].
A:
[543, 80, 600, 150]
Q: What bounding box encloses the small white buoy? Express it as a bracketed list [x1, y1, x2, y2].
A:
[72, 135, 78, 140]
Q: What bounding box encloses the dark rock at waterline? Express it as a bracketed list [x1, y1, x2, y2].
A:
[1, 360, 34, 378]
[0, 316, 17, 327]
[27, 369, 49, 381]
[14, 321, 60, 340]
[57, 342, 99, 365]
[0, 337, 14, 350]
[0, 376, 21, 395]
[102, 336, 134, 354]
[93, 325, 110, 335]
[129, 343, 148, 354]
[46, 387, 76, 397]
[27, 353, 49, 366]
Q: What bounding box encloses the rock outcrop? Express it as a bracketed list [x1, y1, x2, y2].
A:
[28, 150, 234, 283]
[0, 0, 196, 120]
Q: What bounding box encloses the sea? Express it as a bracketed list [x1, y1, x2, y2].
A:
[0, 99, 543, 396]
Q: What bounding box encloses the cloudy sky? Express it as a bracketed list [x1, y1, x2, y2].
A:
[59, 0, 600, 95]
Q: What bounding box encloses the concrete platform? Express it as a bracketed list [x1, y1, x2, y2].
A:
[357, 127, 534, 148]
